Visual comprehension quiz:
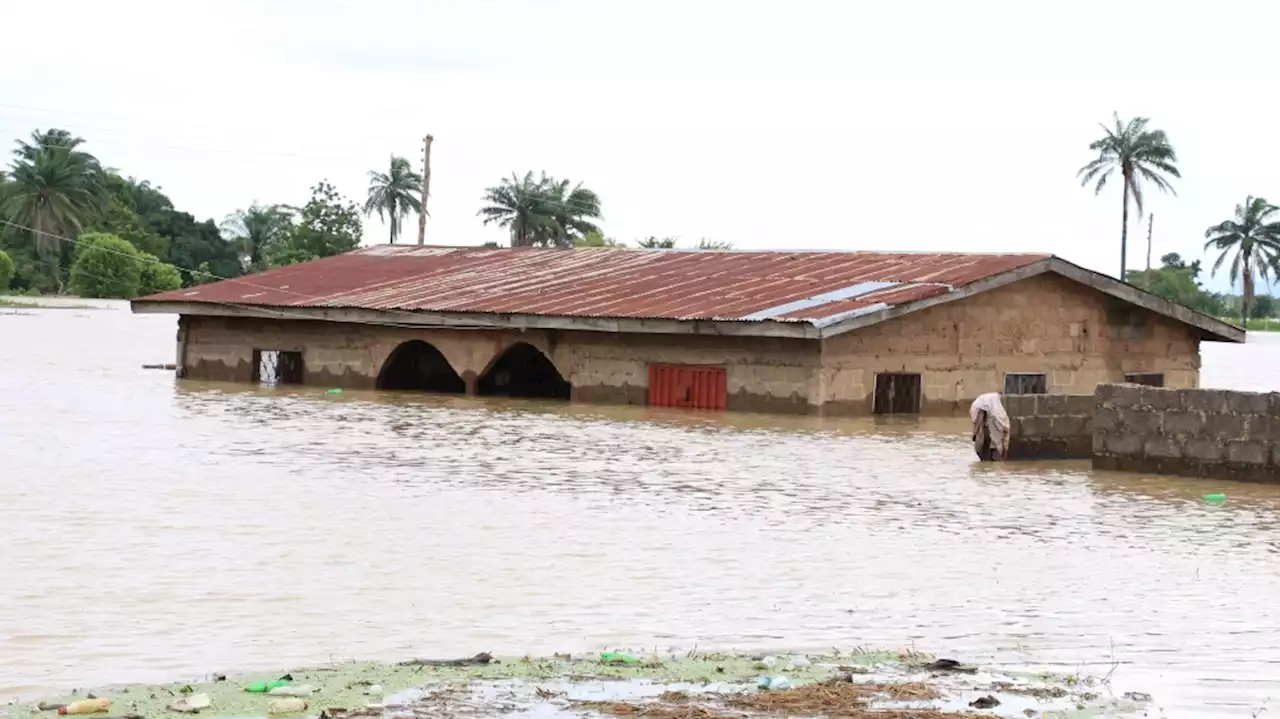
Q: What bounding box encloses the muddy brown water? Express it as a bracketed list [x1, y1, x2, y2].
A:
[3, 301, 1280, 716]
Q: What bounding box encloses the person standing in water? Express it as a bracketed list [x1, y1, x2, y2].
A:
[970, 392, 1009, 461]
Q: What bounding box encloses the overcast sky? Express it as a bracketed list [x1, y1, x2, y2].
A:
[2, 0, 1276, 291]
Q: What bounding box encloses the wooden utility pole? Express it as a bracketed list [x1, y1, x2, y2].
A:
[1145, 214, 1154, 273]
[417, 134, 433, 245]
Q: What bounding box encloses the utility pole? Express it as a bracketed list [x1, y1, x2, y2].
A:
[1145, 214, 1154, 273]
[417, 134, 433, 245]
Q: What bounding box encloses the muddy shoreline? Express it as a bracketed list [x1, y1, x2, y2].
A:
[0, 651, 1151, 719]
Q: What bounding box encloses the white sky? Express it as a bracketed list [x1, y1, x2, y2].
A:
[2, 0, 1276, 292]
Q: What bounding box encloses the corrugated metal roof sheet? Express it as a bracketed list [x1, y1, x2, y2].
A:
[137, 246, 1049, 323]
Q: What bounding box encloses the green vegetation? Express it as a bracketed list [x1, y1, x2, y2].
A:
[478, 171, 602, 247]
[68, 233, 142, 298]
[364, 155, 422, 244]
[0, 127, 371, 299]
[1203, 195, 1280, 326]
[1078, 113, 1181, 280]
[0, 248, 13, 292]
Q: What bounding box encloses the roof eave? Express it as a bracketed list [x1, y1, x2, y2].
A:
[129, 300, 822, 340]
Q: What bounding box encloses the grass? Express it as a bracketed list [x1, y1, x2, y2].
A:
[0, 297, 99, 310]
[1217, 316, 1280, 331]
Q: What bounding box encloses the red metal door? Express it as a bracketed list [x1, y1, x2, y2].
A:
[648, 364, 727, 410]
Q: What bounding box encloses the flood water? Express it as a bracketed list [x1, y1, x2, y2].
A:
[4, 301, 1280, 716]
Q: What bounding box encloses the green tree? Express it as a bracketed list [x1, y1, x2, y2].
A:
[1125, 252, 1226, 317]
[478, 171, 603, 248]
[576, 230, 626, 248]
[1077, 113, 1180, 280]
[1252, 294, 1276, 318]
[637, 236, 678, 249]
[697, 238, 733, 250]
[138, 252, 182, 295]
[0, 248, 13, 292]
[68, 232, 141, 298]
[221, 203, 293, 271]
[163, 212, 240, 286]
[1204, 195, 1280, 326]
[270, 180, 363, 266]
[4, 131, 102, 275]
[364, 155, 421, 244]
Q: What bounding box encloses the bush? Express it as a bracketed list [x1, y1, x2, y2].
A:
[69, 233, 142, 299]
[0, 249, 13, 294]
[138, 252, 183, 295]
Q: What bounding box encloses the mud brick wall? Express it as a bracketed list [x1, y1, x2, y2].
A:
[1092, 384, 1280, 482]
[1004, 394, 1095, 459]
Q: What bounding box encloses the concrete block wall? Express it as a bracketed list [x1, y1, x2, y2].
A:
[1004, 393, 1095, 459]
[1092, 384, 1280, 482]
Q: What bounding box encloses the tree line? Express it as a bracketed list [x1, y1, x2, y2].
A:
[0, 128, 379, 298]
[1079, 113, 1280, 325]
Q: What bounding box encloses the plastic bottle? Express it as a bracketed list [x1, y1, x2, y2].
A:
[58, 699, 110, 715]
[245, 680, 291, 693]
[268, 685, 316, 697]
[267, 698, 309, 714]
[600, 652, 639, 665]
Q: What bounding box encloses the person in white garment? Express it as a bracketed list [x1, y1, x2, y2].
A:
[969, 392, 1009, 461]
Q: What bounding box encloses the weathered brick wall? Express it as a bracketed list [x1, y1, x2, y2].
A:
[1092, 384, 1280, 481]
[819, 273, 1201, 415]
[179, 316, 824, 413]
[1003, 393, 1095, 459]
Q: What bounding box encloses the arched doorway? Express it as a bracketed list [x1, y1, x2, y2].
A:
[478, 342, 571, 400]
[376, 340, 466, 393]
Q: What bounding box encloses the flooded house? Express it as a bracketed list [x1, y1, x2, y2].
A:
[130, 246, 1244, 415]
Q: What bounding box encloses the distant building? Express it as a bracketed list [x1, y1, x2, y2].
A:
[131, 246, 1243, 415]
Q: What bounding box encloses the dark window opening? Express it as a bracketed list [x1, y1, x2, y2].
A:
[478, 342, 570, 400]
[253, 350, 303, 385]
[873, 372, 922, 414]
[1124, 372, 1165, 387]
[1004, 372, 1048, 395]
[376, 340, 466, 393]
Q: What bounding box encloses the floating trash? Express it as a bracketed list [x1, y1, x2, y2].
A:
[1204, 493, 1226, 504]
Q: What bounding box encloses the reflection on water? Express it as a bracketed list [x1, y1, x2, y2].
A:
[3, 303, 1280, 716]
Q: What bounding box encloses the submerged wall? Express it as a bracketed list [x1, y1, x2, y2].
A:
[1003, 393, 1094, 459]
[177, 316, 824, 414]
[1093, 384, 1280, 482]
[1005, 384, 1280, 482]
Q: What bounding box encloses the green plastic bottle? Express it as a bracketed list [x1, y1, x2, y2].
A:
[1204, 493, 1226, 504]
[245, 680, 290, 693]
[601, 652, 640, 665]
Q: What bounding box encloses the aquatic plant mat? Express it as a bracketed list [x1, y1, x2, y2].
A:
[3, 650, 1152, 719]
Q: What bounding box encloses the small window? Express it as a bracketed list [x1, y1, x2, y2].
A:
[252, 350, 304, 385]
[1004, 372, 1047, 395]
[874, 372, 922, 414]
[1124, 372, 1164, 387]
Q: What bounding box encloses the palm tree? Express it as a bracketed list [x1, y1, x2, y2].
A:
[3, 140, 100, 263]
[1204, 196, 1280, 326]
[539, 176, 601, 247]
[221, 203, 293, 271]
[478, 172, 603, 248]
[1077, 113, 1180, 280]
[363, 155, 421, 244]
[478, 172, 552, 248]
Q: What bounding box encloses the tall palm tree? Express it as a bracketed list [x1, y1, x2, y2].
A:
[3, 143, 100, 262]
[539, 176, 601, 247]
[1204, 196, 1280, 326]
[477, 172, 602, 248]
[363, 155, 421, 244]
[221, 203, 293, 271]
[1077, 113, 1180, 280]
[478, 171, 550, 248]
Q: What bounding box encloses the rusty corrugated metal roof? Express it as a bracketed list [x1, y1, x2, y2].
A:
[137, 246, 1049, 323]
